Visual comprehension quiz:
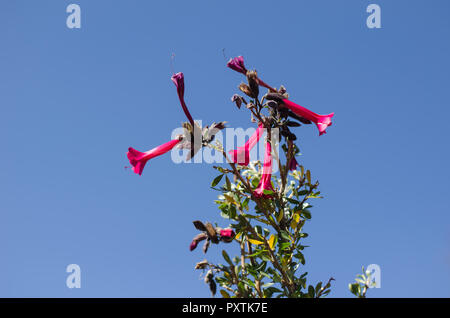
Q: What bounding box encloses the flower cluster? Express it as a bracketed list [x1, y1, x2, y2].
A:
[226, 56, 334, 197]
[126, 55, 335, 298]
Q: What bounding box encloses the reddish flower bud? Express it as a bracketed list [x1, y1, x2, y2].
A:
[189, 232, 208, 251]
[227, 56, 247, 75]
[189, 240, 198, 251]
[220, 228, 235, 243]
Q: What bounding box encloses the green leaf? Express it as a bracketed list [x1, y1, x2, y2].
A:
[279, 242, 291, 251]
[276, 209, 284, 223]
[315, 282, 323, 294]
[237, 282, 246, 295]
[211, 174, 224, 187]
[247, 249, 265, 258]
[349, 283, 361, 296]
[280, 230, 292, 241]
[308, 285, 315, 297]
[285, 197, 300, 204]
[222, 250, 232, 265]
[301, 210, 312, 219]
[294, 252, 305, 265]
[225, 176, 232, 190]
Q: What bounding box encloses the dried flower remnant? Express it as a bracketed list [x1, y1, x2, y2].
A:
[231, 94, 246, 109]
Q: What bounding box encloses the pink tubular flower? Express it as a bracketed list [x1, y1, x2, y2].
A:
[281, 99, 334, 136]
[127, 139, 181, 176]
[254, 141, 274, 198]
[227, 56, 247, 75]
[228, 123, 264, 166]
[171, 72, 195, 126]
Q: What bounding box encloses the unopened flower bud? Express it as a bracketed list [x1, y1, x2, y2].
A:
[246, 70, 259, 98]
[231, 94, 246, 109]
[220, 228, 235, 243]
[227, 56, 247, 75]
[190, 232, 208, 251]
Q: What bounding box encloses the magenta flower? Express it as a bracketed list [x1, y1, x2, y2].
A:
[254, 141, 274, 198]
[228, 123, 264, 166]
[288, 156, 299, 171]
[220, 229, 235, 239]
[127, 139, 181, 176]
[227, 56, 247, 75]
[282, 99, 334, 136]
[171, 72, 195, 127]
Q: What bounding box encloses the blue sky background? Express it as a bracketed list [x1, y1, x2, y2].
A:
[1, 0, 449, 297]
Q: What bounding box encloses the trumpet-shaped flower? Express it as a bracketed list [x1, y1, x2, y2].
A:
[171, 72, 195, 126]
[127, 139, 181, 176]
[254, 141, 274, 198]
[228, 123, 264, 166]
[282, 99, 334, 136]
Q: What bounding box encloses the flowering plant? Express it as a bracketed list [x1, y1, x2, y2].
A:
[126, 56, 370, 298]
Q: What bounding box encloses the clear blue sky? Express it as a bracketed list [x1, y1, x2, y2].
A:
[1, 0, 449, 297]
